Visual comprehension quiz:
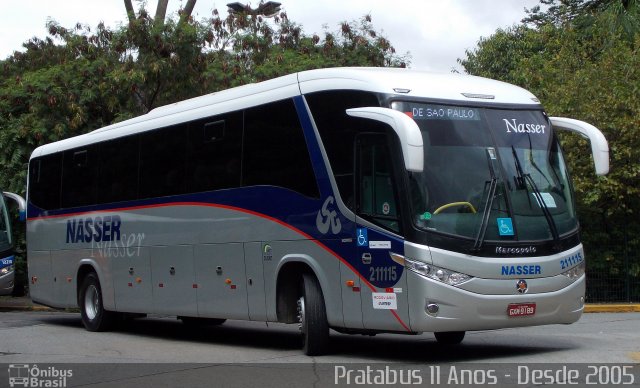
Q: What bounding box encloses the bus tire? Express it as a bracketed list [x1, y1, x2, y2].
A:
[79, 272, 116, 332]
[297, 273, 329, 356]
[434, 331, 465, 345]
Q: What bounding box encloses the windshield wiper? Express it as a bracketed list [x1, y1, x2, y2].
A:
[511, 146, 559, 242]
[472, 148, 498, 251]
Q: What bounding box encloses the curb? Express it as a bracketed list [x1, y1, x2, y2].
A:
[583, 304, 640, 313]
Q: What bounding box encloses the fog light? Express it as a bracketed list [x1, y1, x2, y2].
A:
[580, 296, 585, 305]
[426, 303, 439, 316]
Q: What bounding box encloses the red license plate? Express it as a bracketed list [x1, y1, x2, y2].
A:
[507, 303, 536, 317]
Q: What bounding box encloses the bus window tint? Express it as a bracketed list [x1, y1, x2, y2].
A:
[29, 153, 62, 210]
[139, 125, 188, 198]
[187, 112, 242, 193]
[97, 136, 139, 204]
[305, 90, 381, 210]
[61, 146, 98, 208]
[243, 99, 319, 198]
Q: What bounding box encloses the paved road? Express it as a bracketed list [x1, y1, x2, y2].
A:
[0, 311, 638, 364]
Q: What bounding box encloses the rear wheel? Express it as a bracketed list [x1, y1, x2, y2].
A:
[79, 272, 117, 331]
[297, 273, 329, 356]
[434, 331, 465, 345]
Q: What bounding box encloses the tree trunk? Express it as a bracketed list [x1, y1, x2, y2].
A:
[178, 0, 197, 25]
[124, 0, 136, 23]
[155, 0, 169, 24]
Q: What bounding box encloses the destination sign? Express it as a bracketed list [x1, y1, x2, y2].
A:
[407, 104, 480, 121]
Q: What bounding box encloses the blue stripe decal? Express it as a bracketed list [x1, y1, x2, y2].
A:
[292, 95, 333, 199]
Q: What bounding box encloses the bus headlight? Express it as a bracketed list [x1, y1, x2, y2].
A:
[402, 256, 472, 286]
[0, 265, 14, 275]
[561, 261, 585, 281]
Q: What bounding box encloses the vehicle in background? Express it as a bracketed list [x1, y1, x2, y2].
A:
[0, 191, 26, 295]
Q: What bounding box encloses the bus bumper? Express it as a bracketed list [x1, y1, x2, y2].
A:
[406, 271, 585, 333]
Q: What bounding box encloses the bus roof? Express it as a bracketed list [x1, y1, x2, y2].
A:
[30, 67, 540, 158]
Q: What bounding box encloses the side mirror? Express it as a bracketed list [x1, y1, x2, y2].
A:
[346, 107, 424, 172]
[550, 117, 609, 176]
[3, 192, 26, 221]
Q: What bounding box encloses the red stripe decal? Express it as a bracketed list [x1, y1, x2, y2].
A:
[29, 201, 411, 332]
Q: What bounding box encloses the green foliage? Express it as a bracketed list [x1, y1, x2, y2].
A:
[461, 0, 640, 290]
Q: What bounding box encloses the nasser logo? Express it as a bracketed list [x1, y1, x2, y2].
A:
[516, 279, 528, 294]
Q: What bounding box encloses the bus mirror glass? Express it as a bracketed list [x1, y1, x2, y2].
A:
[550, 117, 609, 176]
[3, 192, 27, 222]
[346, 107, 424, 172]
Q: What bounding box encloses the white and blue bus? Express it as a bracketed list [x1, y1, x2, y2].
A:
[27, 68, 608, 355]
[0, 191, 26, 295]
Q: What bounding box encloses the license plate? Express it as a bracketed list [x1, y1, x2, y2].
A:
[507, 303, 536, 317]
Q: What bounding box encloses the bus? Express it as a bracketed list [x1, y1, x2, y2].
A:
[0, 191, 26, 295]
[26, 68, 608, 355]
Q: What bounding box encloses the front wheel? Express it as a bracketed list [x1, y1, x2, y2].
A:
[297, 273, 329, 356]
[79, 272, 117, 331]
[434, 331, 465, 345]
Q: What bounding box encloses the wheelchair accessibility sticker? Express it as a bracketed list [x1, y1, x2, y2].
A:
[357, 228, 368, 247]
[497, 218, 514, 236]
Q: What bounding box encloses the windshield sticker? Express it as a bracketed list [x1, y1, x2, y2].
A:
[382, 202, 390, 215]
[532, 192, 557, 208]
[497, 218, 515, 236]
[407, 105, 480, 121]
[420, 212, 432, 221]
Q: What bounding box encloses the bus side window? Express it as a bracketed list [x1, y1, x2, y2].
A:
[29, 153, 62, 210]
[139, 125, 188, 199]
[97, 135, 139, 204]
[61, 146, 98, 208]
[305, 90, 381, 211]
[356, 134, 400, 233]
[186, 112, 242, 193]
[243, 99, 319, 198]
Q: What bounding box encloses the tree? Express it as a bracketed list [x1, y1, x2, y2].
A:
[461, 0, 640, 300]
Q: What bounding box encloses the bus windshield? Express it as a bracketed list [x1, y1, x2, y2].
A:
[0, 194, 11, 252]
[391, 101, 577, 243]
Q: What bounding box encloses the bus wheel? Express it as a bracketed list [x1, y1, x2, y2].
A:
[79, 272, 116, 332]
[297, 273, 329, 356]
[434, 331, 465, 345]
